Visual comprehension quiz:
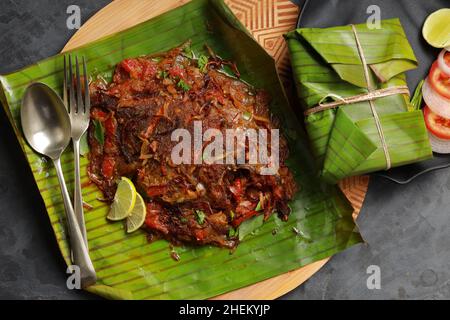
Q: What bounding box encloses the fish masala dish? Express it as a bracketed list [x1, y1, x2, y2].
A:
[87, 42, 297, 248]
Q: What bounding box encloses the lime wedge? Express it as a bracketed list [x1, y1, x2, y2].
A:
[107, 177, 137, 221]
[126, 193, 147, 233]
[423, 9, 450, 48]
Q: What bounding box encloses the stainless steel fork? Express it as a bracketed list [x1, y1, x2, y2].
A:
[63, 55, 90, 248]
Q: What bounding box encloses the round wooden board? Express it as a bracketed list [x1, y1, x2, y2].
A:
[63, 0, 369, 300]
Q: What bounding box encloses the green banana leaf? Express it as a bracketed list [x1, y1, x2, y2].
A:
[0, 0, 362, 300]
[286, 19, 433, 184]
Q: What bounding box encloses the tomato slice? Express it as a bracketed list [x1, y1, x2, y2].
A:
[168, 64, 185, 79]
[101, 157, 115, 179]
[429, 52, 450, 99]
[120, 59, 142, 79]
[119, 58, 158, 80]
[423, 105, 450, 140]
[145, 185, 168, 197]
[141, 60, 158, 79]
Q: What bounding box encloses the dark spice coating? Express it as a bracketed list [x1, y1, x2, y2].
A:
[87, 43, 297, 248]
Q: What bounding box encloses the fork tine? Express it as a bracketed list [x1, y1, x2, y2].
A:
[83, 56, 90, 114]
[63, 56, 68, 111]
[75, 56, 84, 114]
[68, 55, 77, 114]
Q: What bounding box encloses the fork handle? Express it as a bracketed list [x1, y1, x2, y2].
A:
[54, 157, 96, 288]
[73, 139, 88, 248]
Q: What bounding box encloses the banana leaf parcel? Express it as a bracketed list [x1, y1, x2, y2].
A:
[286, 19, 433, 184]
[0, 0, 363, 299]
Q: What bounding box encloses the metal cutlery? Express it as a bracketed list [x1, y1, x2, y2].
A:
[21, 82, 96, 287]
[63, 55, 90, 247]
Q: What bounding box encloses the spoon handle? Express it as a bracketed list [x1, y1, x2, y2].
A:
[53, 157, 96, 288]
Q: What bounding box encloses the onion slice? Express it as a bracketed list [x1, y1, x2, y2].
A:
[428, 131, 450, 154]
[438, 48, 450, 76]
[422, 78, 450, 119]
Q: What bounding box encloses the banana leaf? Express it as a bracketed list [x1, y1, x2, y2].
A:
[286, 19, 433, 184]
[0, 0, 362, 300]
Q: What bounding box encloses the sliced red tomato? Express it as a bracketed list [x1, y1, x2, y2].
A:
[229, 178, 244, 202]
[120, 58, 158, 80]
[141, 60, 158, 79]
[120, 59, 142, 79]
[423, 105, 450, 140]
[232, 210, 258, 227]
[232, 200, 258, 227]
[101, 157, 115, 179]
[145, 185, 168, 197]
[103, 116, 117, 152]
[194, 229, 208, 241]
[145, 202, 169, 234]
[168, 64, 185, 79]
[104, 116, 116, 136]
[429, 52, 450, 99]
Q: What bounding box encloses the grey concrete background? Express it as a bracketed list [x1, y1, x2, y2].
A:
[0, 0, 448, 300]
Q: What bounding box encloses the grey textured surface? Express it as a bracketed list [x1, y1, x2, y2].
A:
[0, 0, 109, 300]
[283, 173, 450, 300]
[0, 0, 449, 300]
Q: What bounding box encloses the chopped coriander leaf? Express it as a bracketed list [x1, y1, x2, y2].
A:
[229, 210, 235, 220]
[194, 209, 206, 225]
[177, 79, 191, 91]
[242, 111, 252, 121]
[228, 228, 237, 238]
[197, 55, 209, 73]
[180, 216, 188, 223]
[255, 200, 263, 212]
[158, 70, 168, 79]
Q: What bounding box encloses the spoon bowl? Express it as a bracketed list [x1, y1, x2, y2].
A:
[21, 82, 71, 160]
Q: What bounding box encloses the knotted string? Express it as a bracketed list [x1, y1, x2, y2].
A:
[351, 24, 391, 170]
[304, 86, 410, 116]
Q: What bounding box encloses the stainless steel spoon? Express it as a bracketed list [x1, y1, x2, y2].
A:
[21, 82, 96, 287]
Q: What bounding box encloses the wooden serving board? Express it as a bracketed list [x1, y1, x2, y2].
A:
[63, 0, 369, 300]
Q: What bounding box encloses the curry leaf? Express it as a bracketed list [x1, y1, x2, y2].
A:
[93, 119, 105, 146]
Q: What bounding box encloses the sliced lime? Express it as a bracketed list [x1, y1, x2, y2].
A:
[423, 9, 450, 48]
[126, 193, 146, 233]
[107, 177, 136, 221]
